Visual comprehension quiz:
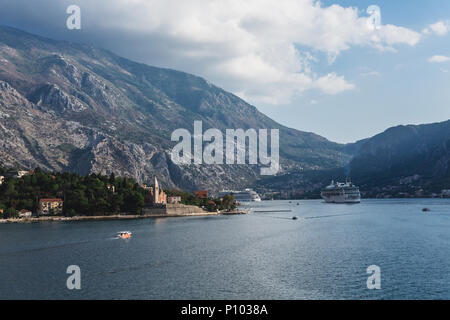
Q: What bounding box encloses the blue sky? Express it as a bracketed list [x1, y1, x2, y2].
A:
[0, 0, 449, 143]
[258, 0, 450, 142]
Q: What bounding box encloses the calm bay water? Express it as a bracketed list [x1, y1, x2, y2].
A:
[1, 199, 450, 300]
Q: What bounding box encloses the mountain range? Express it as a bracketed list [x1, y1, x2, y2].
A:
[0, 26, 448, 195]
[258, 120, 450, 197]
[349, 120, 450, 196]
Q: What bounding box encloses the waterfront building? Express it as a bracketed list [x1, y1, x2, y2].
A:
[167, 196, 181, 204]
[195, 190, 208, 199]
[38, 198, 63, 215]
[19, 209, 32, 218]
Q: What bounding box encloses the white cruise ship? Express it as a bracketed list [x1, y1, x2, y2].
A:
[320, 180, 361, 204]
[218, 189, 262, 202]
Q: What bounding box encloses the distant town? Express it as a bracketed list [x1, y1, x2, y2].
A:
[257, 187, 450, 200]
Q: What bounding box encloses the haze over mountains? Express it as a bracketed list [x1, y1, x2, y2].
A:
[0, 26, 448, 194]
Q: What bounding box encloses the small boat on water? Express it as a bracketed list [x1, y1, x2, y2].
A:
[117, 231, 132, 239]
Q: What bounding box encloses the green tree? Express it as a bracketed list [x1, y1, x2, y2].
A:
[5, 207, 18, 219]
[123, 191, 145, 214]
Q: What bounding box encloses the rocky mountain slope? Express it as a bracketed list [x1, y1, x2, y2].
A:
[348, 120, 450, 195]
[0, 26, 352, 191]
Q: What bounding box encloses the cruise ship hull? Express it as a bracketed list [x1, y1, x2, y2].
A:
[321, 194, 360, 204]
[219, 189, 261, 202]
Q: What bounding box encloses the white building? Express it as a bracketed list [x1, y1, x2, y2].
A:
[19, 209, 32, 218]
[167, 196, 181, 204]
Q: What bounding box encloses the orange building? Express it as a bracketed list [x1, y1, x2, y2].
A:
[39, 198, 63, 215]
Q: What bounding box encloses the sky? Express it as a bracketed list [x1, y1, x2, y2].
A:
[0, 0, 449, 143]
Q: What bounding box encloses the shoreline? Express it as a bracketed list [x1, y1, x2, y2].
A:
[0, 212, 217, 224]
[0, 210, 251, 224]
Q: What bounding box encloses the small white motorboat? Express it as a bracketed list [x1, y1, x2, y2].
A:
[117, 231, 132, 239]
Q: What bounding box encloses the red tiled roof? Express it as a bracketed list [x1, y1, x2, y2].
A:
[40, 198, 63, 202]
[195, 190, 208, 198]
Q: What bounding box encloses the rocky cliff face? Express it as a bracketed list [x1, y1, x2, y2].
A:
[0, 26, 351, 191]
[348, 120, 450, 189]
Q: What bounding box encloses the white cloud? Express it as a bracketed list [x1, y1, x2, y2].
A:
[3, 0, 423, 105]
[361, 71, 381, 77]
[423, 20, 450, 36]
[428, 55, 450, 63]
[314, 73, 355, 94]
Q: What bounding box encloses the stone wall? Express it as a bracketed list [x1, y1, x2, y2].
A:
[142, 204, 211, 216]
